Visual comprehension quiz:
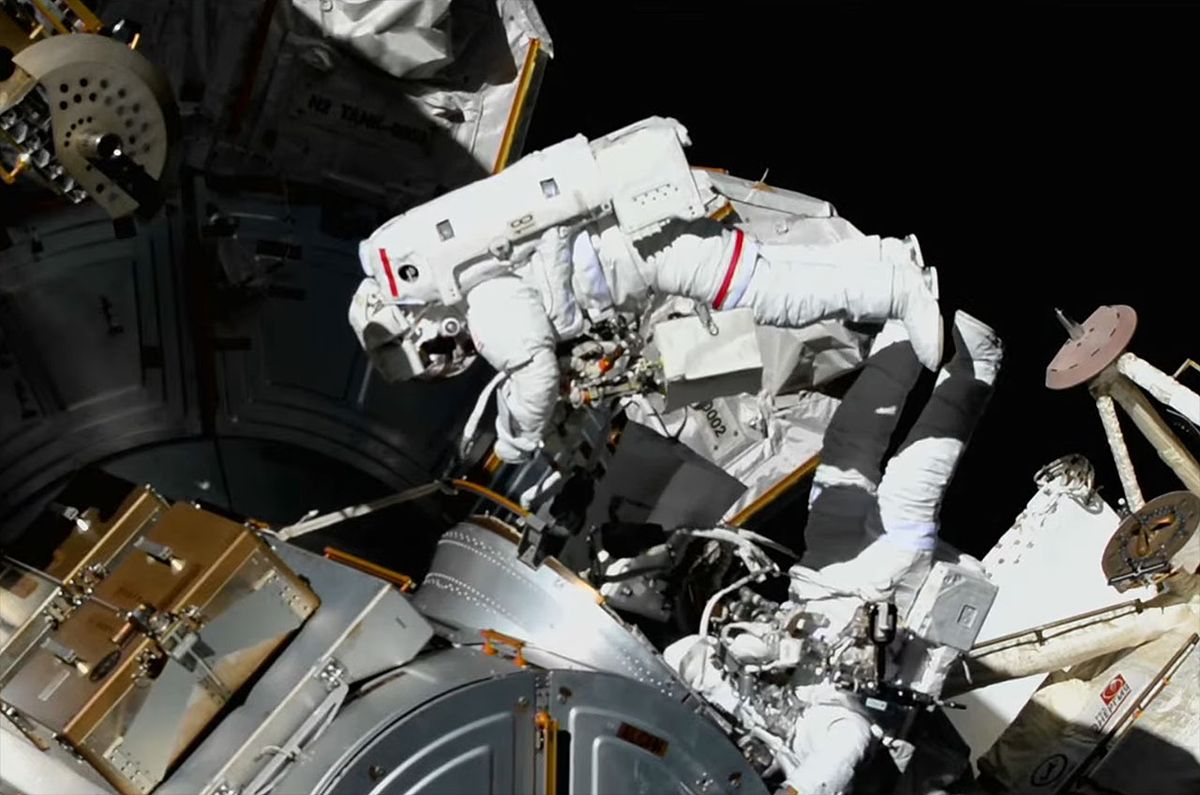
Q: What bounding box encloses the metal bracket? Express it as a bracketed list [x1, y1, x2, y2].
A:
[515, 509, 575, 570]
[40, 636, 89, 675]
[134, 536, 185, 572]
[480, 629, 528, 668]
[315, 657, 347, 691]
[48, 502, 92, 532]
[516, 513, 551, 569]
[694, 302, 720, 336]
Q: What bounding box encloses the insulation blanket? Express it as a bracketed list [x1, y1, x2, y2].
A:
[977, 629, 1200, 794]
[291, 0, 455, 79]
[625, 391, 839, 522]
[626, 209, 870, 522]
[96, 0, 553, 202]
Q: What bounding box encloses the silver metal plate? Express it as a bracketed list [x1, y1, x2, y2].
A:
[412, 518, 689, 700]
[159, 543, 432, 795]
[548, 669, 768, 795]
[905, 561, 999, 652]
[279, 648, 531, 795]
[283, 649, 767, 795]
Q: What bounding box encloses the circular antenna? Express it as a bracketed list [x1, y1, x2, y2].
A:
[1102, 491, 1200, 592]
[1045, 305, 1137, 390]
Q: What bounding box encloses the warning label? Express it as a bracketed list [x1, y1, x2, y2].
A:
[1090, 673, 1131, 731]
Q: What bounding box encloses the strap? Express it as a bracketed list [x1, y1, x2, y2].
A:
[711, 228, 745, 310]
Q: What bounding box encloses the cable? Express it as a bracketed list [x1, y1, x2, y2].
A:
[699, 572, 759, 641]
[460, 371, 509, 458]
[212, 435, 235, 514]
[274, 479, 528, 543]
[617, 393, 688, 441]
[276, 481, 445, 540]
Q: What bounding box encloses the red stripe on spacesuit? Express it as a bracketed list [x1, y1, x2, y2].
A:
[378, 248, 400, 298]
[711, 228, 745, 310]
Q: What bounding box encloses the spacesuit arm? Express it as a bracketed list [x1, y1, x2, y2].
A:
[642, 217, 883, 323]
[637, 218, 760, 311]
[465, 277, 560, 463]
[638, 218, 943, 368]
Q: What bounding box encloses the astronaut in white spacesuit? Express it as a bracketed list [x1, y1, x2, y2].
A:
[347, 117, 944, 465]
[667, 313, 1003, 795]
[795, 309, 1004, 609]
[781, 310, 1001, 793]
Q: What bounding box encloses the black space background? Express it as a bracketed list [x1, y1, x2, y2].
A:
[524, 2, 1199, 558]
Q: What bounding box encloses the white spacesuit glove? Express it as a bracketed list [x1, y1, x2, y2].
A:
[790, 536, 934, 612]
[465, 276, 560, 464]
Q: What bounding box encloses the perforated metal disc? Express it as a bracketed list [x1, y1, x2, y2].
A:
[1102, 491, 1200, 591]
[14, 33, 176, 217]
[1046, 305, 1137, 390]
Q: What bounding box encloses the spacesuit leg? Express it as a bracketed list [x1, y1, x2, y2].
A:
[802, 311, 1003, 610]
[874, 310, 1003, 541]
[802, 321, 925, 569]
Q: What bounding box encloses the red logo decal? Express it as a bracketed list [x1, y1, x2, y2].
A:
[378, 248, 400, 299]
[1101, 674, 1127, 705]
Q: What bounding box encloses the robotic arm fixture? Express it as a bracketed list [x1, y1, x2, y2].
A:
[1, 1, 177, 218]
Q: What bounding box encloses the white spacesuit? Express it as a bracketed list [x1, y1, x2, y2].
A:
[347, 117, 943, 463]
[794, 310, 1004, 609]
[666, 312, 1004, 795]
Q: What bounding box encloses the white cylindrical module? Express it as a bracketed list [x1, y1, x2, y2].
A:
[1105, 374, 1200, 496]
[1117, 352, 1200, 426]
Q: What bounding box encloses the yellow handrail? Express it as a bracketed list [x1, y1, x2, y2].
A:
[728, 455, 821, 527]
[492, 37, 542, 173]
[322, 547, 414, 592]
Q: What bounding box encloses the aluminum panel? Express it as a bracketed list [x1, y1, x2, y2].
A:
[159, 543, 432, 795]
[413, 518, 688, 700]
[548, 669, 768, 795]
[278, 648, 529, 795]
[324, 671, 536, 795]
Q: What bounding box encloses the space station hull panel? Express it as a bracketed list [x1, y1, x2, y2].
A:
[944, 459, 1158, 766]
[412, 516, 689, 701]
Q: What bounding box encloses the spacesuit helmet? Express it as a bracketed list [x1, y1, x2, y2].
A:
[348, 276, 476, 382]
